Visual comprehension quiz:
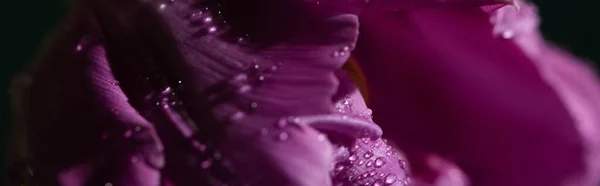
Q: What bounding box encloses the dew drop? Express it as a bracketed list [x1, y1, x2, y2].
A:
[234, 74, 248, 82]
[501, 30, 514, 39]
[204, 17, 213, 23]
[364, 151, 374, 159]
[258, 75, 265, 81]
[192, 141, 207, 151]
[76, 44, 83, 52]
[278, 132, 289, 141]
[343, 97, 353, 106]
[191, 11, 204, 18]
[335, 164, 345, 171]
[123, 130, 133, 137]
[332, 51, 341, 57]
[250, 102, 258, 109]
[357, 160, 365, 165]
[399, 160, 408, 169]
[200, 159, 213, 169]
[372, 180, 383, 186]
[230, 112, 245, 121]
[287, 116, 300, 124]
[348, 154, 358, 161]
[365, 160, 374, 167]
[374, 157, 386, 168]
[105, 183, 113, 186]
[178, 80, 182, 84]
[403, 177, 411, 185]
[362, 172, 370, 178]
[361, 109, 373, 117]
[369, 170, 377, 176]
[238, 85, 252, 93]
[158, 3, 167, 10]
[208, 26, 218, 33]
[385, 174, 398, 184]
[134, 126, 142, 132]
[317, 134, 327, 142]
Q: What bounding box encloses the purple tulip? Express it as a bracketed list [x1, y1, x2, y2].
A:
[14, 0, 600, 185]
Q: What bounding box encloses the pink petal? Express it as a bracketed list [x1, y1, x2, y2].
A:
[354, 4, 600, 185]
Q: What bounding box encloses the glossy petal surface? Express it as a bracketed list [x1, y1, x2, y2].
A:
[355, 2, 600, 186]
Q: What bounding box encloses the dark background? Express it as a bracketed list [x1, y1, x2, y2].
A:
[1, 0, 598, 184]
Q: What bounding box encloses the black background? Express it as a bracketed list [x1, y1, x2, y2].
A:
[1, 0, 598, 183]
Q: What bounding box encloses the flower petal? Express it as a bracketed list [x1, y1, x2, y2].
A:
[26, 0, 382, 185]
[354, 5, 600, 186]
[28, 14, 164, 185]
[366, 0, 516, 11]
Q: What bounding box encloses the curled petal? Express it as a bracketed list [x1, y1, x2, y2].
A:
[26, 0, 367, 185]
[366, 0, 517, 11]
[355, 5, 600, 186]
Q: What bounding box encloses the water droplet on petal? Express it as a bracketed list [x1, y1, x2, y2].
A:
[158, 4, 167, 10]
[200, 159, 213, 169]
[134, 126, 142, 132]
[76, 44, 83, 52]
[364, 151, 373, 159]
[399, 160, 408, 169]
[208, 26, 217, 33]
[361, 109, 373, 118]
[287, 116, 300, 124]
[357, 160, 365, 165]
[335, 164, 345, 171]
[365, 160, 374, 167]
[192, 141, 207, 151]
[374, 157, 386, 168]
[372, 180, 383, 186]
[369, 170, 377, 176]
[403, 177, 412, 185]
[385, 174, 398, 184]
[234, 74, 248, 82]
[317, 134, 327, 141]
[238, 85, 252, 93]
[204, 17, 213, 23]
[278, 132, 289, 141]
[502, 30, 514, 39]
[250, 102, 258, 109]
[230, 112, 245, 121]
[348, 154, 358, 161]
[332, 51, 341, 57]
[123, 130, 133, 137]
[105, 183, 113, 186]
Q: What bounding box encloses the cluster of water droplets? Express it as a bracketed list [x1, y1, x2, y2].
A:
[332, 44, 355, 58]
[335, 95, 373, 120]
[332, 138, 411, 186]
